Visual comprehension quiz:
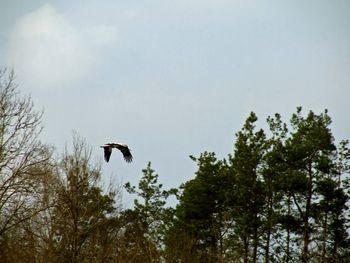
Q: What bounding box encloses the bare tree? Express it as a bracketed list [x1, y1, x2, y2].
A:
[48, 134, 118, 263]
[0, 68, 51, 238]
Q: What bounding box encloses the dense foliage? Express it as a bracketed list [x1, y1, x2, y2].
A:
[0, 69, 349, 262]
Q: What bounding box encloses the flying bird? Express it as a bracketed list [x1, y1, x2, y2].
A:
[100, 142, 133, 163]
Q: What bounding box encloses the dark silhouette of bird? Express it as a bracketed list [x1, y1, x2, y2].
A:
[100, 142, 133, 163]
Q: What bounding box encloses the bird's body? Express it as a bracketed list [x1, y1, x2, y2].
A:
[100, 142, 133, 163]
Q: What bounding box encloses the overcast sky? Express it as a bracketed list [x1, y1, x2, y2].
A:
[1, 0, 349, 206]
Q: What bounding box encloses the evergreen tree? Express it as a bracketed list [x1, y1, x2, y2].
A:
[167, 152, 229, 262]
[264, 108, 350, 262]
[123, 162, 177, 262]
[227, 112, 267, 263]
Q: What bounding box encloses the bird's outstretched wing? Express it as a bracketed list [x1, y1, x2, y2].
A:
[103, 146, 112, 162]
[114, 143, 133, 163]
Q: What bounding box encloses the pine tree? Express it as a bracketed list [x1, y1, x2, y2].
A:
[167, 152, 229, 262]
[123, 162, 177, 262]
[228, 112, 267, 263]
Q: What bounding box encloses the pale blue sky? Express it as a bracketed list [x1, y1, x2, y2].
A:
[1, 0, 349, 206]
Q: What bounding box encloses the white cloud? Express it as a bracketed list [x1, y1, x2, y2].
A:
[4, 4, 118, 89]
[82, 25, 118, 46]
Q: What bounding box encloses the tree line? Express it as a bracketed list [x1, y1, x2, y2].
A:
[0, 69, 349, 262]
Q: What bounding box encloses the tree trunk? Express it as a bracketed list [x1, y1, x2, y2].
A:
[243, 236, 249, 263]
[218, 210, 224, 262]
[265, 228, 271, 263]
[302, 163, 313, 263]
[320, 211, 328, 263]
[264, 194, 273, 263]
[252, 214, 258, 263]
[285, 194, 291, 263]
